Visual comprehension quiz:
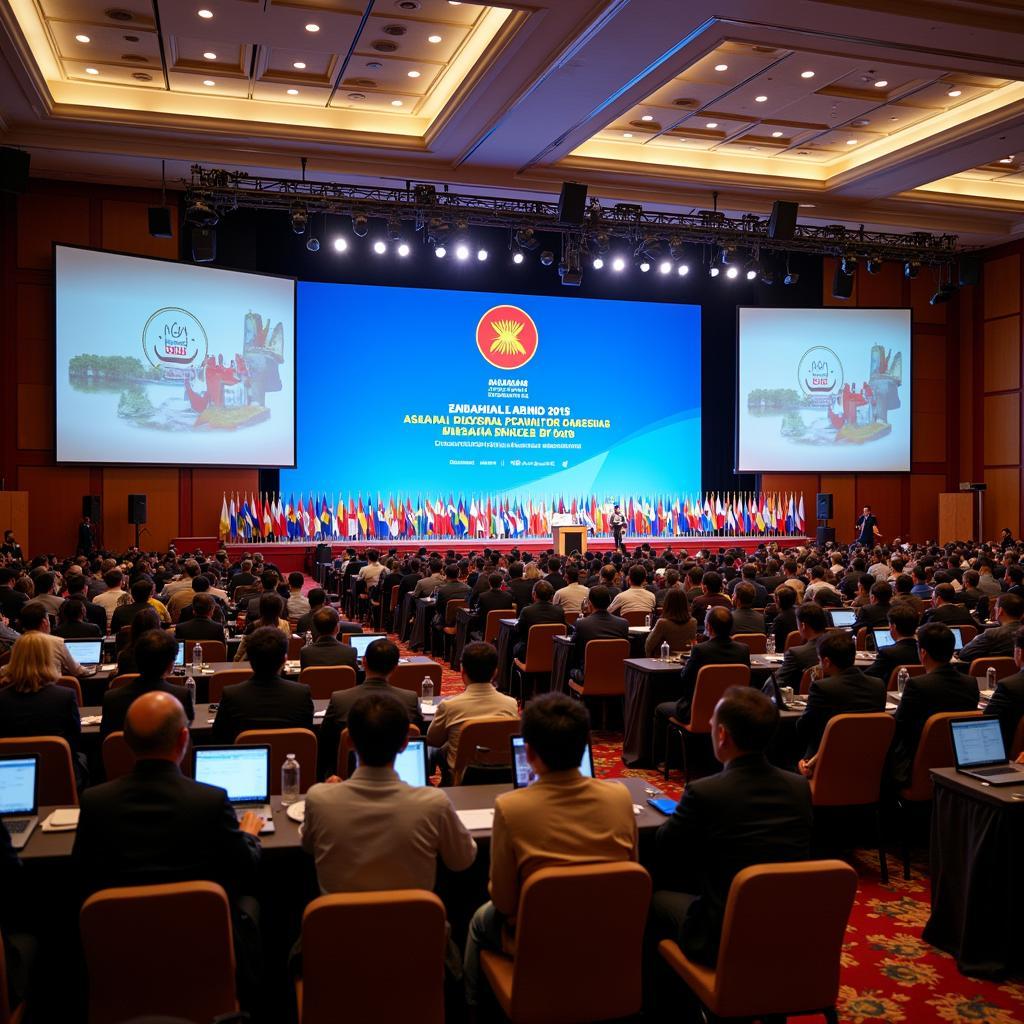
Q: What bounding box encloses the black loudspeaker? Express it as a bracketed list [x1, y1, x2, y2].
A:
[148, 206, 173, 238]
[557, 181, 588, 225]
[0, 147, 30, 195]
[816, 493, 834, 520]
[832, 261, 854, 300]
[191, 226, 216, 263]
[767, 200, 798, 241]
[959, 255, 981, 287]
[82, 495, 101, 520]
[128, 494, 148, 525]
[816, 526, 836, 546]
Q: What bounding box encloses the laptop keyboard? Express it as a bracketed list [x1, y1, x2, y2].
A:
[974, 765, 1019, 776]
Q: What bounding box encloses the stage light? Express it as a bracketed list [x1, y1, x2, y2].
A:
[930, 282, 955, 305]
[745, 268, 757, 280]
[669, 236, 686, 261]
[658, 260, 672, 275]
[866, 258, 883, 274]
[592, 257, 604, 269]
[373, 240, 387, 254]
[678, 263, 689, 276]
[333, 237, 348, 252]
[709, 266, 720, 278]
[904, 260, 921, 279]
[513, 251, 524, 264]
[455, 243, 470, 260]
[514, 226, 540, 251]
[783, 269, 799, 285]
[352, 214, 368, 238]
[290, 204, 309, 234]
[611, 256, 625, 272]
[639, 260, 651, 273]
[397, 242, 410, 257]
[760, 267, 775, 285]
[592, 231, 610, 254]
[434, 245, 447, 258]
[386, 218, 402, 241]
[540, 250, 555, 266]
[726, 266, 739, 279]
[841, 254, 857, 275]
[185, 197, 219, 227]
[719, 246, 736, 265]
[477, 249, 488, 261]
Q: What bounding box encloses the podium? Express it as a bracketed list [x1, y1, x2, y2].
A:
[552, 524, 588, 556]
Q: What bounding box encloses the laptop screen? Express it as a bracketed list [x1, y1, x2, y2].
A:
[194, 746, 270, 803]
[873, 628, 896, 650]
[829, 609, 857, 628]
[173, 642, 185, 667]
[349, 634, 385, 660]
[510, 735, 594, 788]
[950, 627, 964, 652]
[951, 718, 1007, 769]
[65, 639, 102, 665]
[355, 738, 427, 786]
[0, 756, 37, 816]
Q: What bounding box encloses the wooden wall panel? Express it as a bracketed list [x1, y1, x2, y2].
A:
[101, 200, 178, 258]
[0, 493, 29, 558]
[191, 468, 259, 539]
[984, 253, 1021, 320]
[819, 474, 856, 542]
[856, 262, 903, 307]
[15, 283, 53, 387]
[983, 467, 1021, 539]
[912, 412, 946, 463]
[959, 285, 976, 482]
[16, 384, 54, 450]
[983, 393, 1021, 465]
[103, 468, 180, 552]
[909, 474, 945, 542]
[16, 194, 90, 270]
[909, 273, 947, 324]
[982, 316, 1021, 393]
[17, 466, 91, 556]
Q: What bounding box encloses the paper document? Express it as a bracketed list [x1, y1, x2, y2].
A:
[456, 808, 495, 830]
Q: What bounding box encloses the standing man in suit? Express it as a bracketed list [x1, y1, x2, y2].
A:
[569, 585, 629, 677]
[958, 593, 1024, 662]
[984, 627, 1024, 751]
[471, 573, 515, 639]
[299, 607, 358, 672]
[855, 505, 880, 546]
[512, 581, 566, 660]
[609, 505, 627, 553]
[796, 631, 886, 771]
[317, 638, 423, 778]
[865, 603, 922, 684]
[890, 623, 979, 785]
[212, 627, 314, 743]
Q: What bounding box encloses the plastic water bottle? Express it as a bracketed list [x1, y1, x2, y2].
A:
[421, 675, 434, 706]
[766, 635, 776, 656]
[660, 640, 670, 662]
[281, 753, 300, 806]
[987, 666, 997, 692]
[192, 642, 203, 671]
[644, 613, 652, 629]
[897, 666, 909, 695]
[304, 630, 312, 647]
[184, 674, 196, 707]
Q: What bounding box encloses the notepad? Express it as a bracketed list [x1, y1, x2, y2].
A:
[41, 808, 80, 832]
[456, 808, 495, 830]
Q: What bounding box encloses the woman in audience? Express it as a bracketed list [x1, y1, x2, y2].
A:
[234, 591, 288, 662]
[645, 587, 696, 656]
[523, 560, 541, 583]
[116, 606, 162, 675]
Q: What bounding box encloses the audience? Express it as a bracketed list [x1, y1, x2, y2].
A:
[865, 603, 922, 683]
[644, 588, 695, 657]
[609, 564, 657, 617]
[983, 626, 1024, 751]
[172, 592, 227, 642]
[234, 592, 288, 662]
[52, 597, 101, 639]
[16, 602, 89, 678]
[512, 580, 566, 659]
[772, 601, 828, 693]
[958, 593, 1024, 661]
[298, 606, 358, 671]
[115, 607, 163, 675]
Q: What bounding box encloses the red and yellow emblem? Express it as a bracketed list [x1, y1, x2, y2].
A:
[475, 304, 539, 370]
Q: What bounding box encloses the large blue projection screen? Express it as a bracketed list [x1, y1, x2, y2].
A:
[282, 282, 701, 503]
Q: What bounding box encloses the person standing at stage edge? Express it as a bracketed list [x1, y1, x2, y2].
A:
[609, 505, 627, 553]
[855, 506, 880, 546]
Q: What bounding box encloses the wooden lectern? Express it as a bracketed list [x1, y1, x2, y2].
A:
[552, 525, 588, 556]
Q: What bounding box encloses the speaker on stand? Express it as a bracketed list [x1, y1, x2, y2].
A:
[128, 494, 147, 548]
[815, 493, 835, 546]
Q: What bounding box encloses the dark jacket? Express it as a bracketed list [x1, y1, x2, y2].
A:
[110, 601, 154, 636]
[211, 674, 314, 743]
[770, 608, 799, 653]
[507, 578, 536, 612]
[53, 621, 102, 640]
[675, 636, 751, 721]
[473, 589, 516, 632]
[571, 609, 630, 669]
[0, 683, 81, 752]
[851, 602, 890, 635]
[774, 638, 821, 692]
[514, 600, 566, 646]
[299, 636, 358, 671]
[173, 617, 227, 643]
[865, 637, 921, 684]
[924, 603, 979, 628]
[100, 676, 195, 738]
[958, 621, 1020, 662]
[983, 669, 1024, 752]
[796, 666, 886, 758]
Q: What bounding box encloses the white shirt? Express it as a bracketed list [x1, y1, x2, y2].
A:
[358, 563, 386, 585]
[553, 583, 590, 614]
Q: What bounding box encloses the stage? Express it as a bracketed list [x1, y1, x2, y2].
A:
[172, 536, 812, 573]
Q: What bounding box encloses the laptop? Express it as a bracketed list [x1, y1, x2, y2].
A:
[510, 735, 594, 789]
[65, 639, 102, 666]
[951, 718, 1024, 785]
[0, 755, 39, 849]
[872, 628, 896, 650]
[348, 633, 386, 662]
[950, 627, 965, 653]
[193, 745, 275, 831]
[828, 609, 857, 629]
[354, 738, 428, 786]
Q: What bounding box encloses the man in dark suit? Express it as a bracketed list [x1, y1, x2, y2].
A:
[650, 687, 811, 977]
[432, 563, 471, 630]
[852, 581, 893, 636]
[227, 559, 257, 598]
[100, 629, 195, 738]
[983, 626, 1024, 751]
[64, 574, 107, 634]
[890, 623, 980, 785]
[773, 601, 828, 693]
[471, 573, 515, 638]
[924, 583, 979, 628]
[176, 576, 227, 625]
[543, 557, 567, 593]
[299, 607, 358, 672]
[796, 631, 886, 767]
[317, 638, 423, 778]
[866, 603, 922, 685]
[730, 583, 766, 636]
[173, 593, 227, 643]
[569, 585, 629, 676]
[212, 627, 314, 743]
[689, 572, 733, 631]
[506, 562, 535, 612]
[726, 564, 768, 608]
[244, 571, 283, 623]
[110, 579, 159, 635]
[52, 598, 102, 639]
[512, 580, 566, 660]
[958, 593, 1024, 662]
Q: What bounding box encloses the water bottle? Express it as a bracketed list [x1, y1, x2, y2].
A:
[421, 675, 434, 706]
[304, 630, 312, 647]
[644, 613, 652, 629]
[281, 753, 300, 806]
[184, 673, 196, 708]
[766, 635, 776, 656]
[897, 666, 909, 695]
[987, 666, 997, 692]
[660, 640, 670, 662]
[192, 642, 203, 671]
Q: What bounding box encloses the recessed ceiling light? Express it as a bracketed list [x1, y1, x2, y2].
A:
[799, 203, 816, 208]
[293, 61, 306, 69]
[203, 51, 216, 59]
[622, 132, 633, 138]
[641, 114, 653, 122]
[874, 79, 888, 88]
[771, 130, 783, 138]
[305, 23, 319, 32]
[801, 70, 815, 79]
[391, 99, 403, 106]
[448, 1, 461, 5]
[203, 79, 215, 86]
[76, 34, 91, 43]
[846, 138, 857, 145]
[714, 63, 728, 71]
[407, 70, 421, 78]
[427, 34, 442, 43]
[85, 66, 99, 74]
[197, 8, 213, 18]
[287, 88, 299, 95]
[755, 95, 768, 102]
[948, 88, 962, 97]
[1000, 156, 1015, 164]
[705, 122, 718, 129]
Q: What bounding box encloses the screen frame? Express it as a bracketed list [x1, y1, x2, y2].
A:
[53, 243, 298, 469]
[733, 305, 913, 474]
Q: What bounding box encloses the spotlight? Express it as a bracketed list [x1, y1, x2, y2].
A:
[744, 268, 756, 280]
[352, 214, 369, 238]
[904, 260, 921, 279]
[783, 268, 799, 285]
[434, 245, 447, 258]
[760, 266, 775, 285]
[841, 253, 858, 275]
[333, 237, 348, 252]
[290, 204, 308, 235]
[592, 257, 604, 269]
[514, 226, 540, 251]
[611, 256, 625, 272]
[373, 240, 387, 254]
[455, 243, 470, 260]
[558, 245, 583, 286]
[866, 258, 883, 274]
[678, 264, 689, 276]
[726, 266, 739, 279]
[512, 251, 525, 265]
[540, 250, 555, 267]
[397, 242, 410, 257]
[709, 266, 720, 278]
[306, 235, 320, 252]
[185, 197, 219, 227]
[477, 249, 488, 261]
[639, 259, 651, 273]
[658, 260, 672, 275]
[592, 231, 611, 254]
[930, 282, 955, 305]
[720, 247, 736, 265]
[386, 218, 402, 241]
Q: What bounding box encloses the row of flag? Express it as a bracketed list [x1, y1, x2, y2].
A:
[218, 491, 807, 542]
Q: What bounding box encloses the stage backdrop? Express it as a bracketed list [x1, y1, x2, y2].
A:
[281, 281, 701, 503]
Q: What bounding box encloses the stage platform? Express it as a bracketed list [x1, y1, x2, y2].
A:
[173, 536, 811, 573]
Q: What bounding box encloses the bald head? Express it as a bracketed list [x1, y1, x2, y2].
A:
[124, 691, 188, 762]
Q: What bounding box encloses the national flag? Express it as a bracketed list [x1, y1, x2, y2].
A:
[458, 498, 469, 537]
[219, 494, 230, 541]
[319, 496, 331, 534]
[580, 500, 596, 532]
[786, 493, 795, 534]
[301, 496, 311, 537]
[357, 497, 367, 538]
[797, 493, 806, 533]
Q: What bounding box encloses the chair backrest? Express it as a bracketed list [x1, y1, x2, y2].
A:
[299, 664, 356, 699]
[507, 863, 651, 1023]
[798, 667, 816, 695]
[108, 673, 140, 691]
[689, 664, 752, 733]
[209, 667, 251, 702]
[101, 731, 136, 782]
[183, 639, 227, 664]
[390, 661, 443, 695]
[958, 624, 978, 644]
[969, 656, 1017, 681]
[855, 627, 868, 651]
[287, 634, 305, 660]
[810, 713, 896, 807]
[886, 663, 925, 692]
[451, 717, 521, 785]
[784, 630, 802, 651]
[622, 609, 649, 627]
[564, 611, 580, 627]
[56, 674, 83, 706]
[522, 623, 567, 672]
[114, 625, 132, 651]
[0, 735, 77, 806]
[445, 598, 467, 627]
[300, 890, 446, 1024]
[389, 584, 400, 611]
[733, 632, 767, 654]
[338, 725, 421, 781]
[236, 728, 317, 795]
[708, 860, 857, 1018]
[80, 880, 237, 1024]
[903, 709, 983, 801]
[483, 608, 507, 645]
[1012, 715, 1024, 760]
[580, 639, 630, 697]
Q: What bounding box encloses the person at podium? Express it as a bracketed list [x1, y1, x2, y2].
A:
[609, 505, 627, 553]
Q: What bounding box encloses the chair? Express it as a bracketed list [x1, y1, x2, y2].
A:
[898, 710, 983, 878]
[564, 611, 580, 627]
[114, 625, 132, 651]
[297, 890, 446, 1024]
[958, 624, 978, 644]
[622, 609, 649, 627]
[236, 728, 317, 794]
[0, 736, 77, 806]
[108, 673, 140, 690]
[287, 633, 305, 660]
[658, 860, 857, 1024]
[511, 623, 566, 700]
[809, 713, 896, 883]
[450, 717, 521, 785]
[0, 925, 25, 1024]
[483, 608, 509, 645]
[798, 667, 816, 695]
[480, 863, 651, 1024]
[733, 632, 767, 654]
[390, 661, 442, 695]
[886, 662, 925, 691]
[101, 731, 136, 781]
[438, 598, 468, 661]
[80, 881, 237, 1024]
[183, 639, 227, 664]
[338, 724, 420, 780]
[1011, 715, 1024, 759]
[664, 664, 751, 782]
[209, 667, 251, 702]
[784, 630, 802, 651]
[855, 627, 869, 652]
[299, 664, 356, 699]
[56, 674, 83, 706]
[568, 638, 629, 729]
[385, 584, 400, 632]
[969, 656, 1016, 682]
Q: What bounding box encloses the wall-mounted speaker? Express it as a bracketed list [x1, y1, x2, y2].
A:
[767, 200, 798, 241]
[0, 147, 30, 195]
[148, 206, 174, 238]
[128, 494, 148, 525]
[191, 226, 216, 263]
[816, 493, 834, 520]
[557, 181, 588, 225]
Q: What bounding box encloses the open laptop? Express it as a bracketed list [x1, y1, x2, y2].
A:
[354, 738, 428, 786]
[65, 639, 103, 667]
[951, 717, 1024, 785]
[0, 755, 39, 849]
[874, 626, 963, 653]
[828, 609, 857, 629]
[510, 734, 594, 789]
[348, 633, 386, 662]
[193, 745, 275, 831]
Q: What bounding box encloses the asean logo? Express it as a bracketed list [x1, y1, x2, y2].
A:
[475, 305, 538, 370]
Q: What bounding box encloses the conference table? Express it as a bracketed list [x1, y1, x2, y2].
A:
[408, 596, 437, 652]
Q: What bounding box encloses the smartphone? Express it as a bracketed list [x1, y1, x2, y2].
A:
[647, 797, 678, 815]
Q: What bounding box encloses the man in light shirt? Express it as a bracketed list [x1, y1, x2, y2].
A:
[357, 549, 387, 588]
[94, 568, 128, 629]
[16, 601, 89, 678]
[552, 566, 590, 615]
[608, 565, 657, 617]
[285, 571, 311, 619]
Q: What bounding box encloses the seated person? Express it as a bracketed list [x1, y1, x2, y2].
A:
[176, 575, 227, 625]
[471, 573, 515, 638]
[958, 593, 1024, 662]
[512, 580, 566, 661]
[52, 597, 101, 639]
[730, 583, 766, 636]
[865, 602, 921, 683]
[552, 566, 589, 615]
[172, 593, 227, 643]
[571, 585, 629, 676]
[286, 572, 311, 620]
[299, 606, 358, 672]
[234, 592, 288, 662]
[645, 588, 696, 657]
[983, 625, 1024, 751]
[924, 583, 978, 628]
[116, 607, 163, 676]
[772, 601, 828, 695]
[608, 565, 657, 617]
[16, 601, 88, 678]
[689, 571, 732, 630]
[851, 581, 893, 635]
